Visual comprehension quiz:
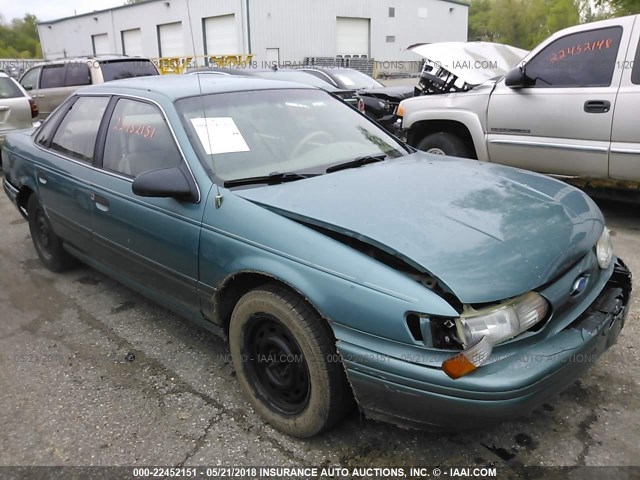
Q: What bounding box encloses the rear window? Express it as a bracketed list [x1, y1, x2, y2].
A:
[99, 60, 158, 82]
[0, 77, 24, 99]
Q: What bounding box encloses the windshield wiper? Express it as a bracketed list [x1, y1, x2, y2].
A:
[223, 172, 319, 188]
[326, 154, 387, 173]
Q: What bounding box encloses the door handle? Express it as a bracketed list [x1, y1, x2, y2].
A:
[37, 172, 48, 185]
[584, 100, 611, 113]
[0, 106, 9, 112]
[91, 193, 110, 212]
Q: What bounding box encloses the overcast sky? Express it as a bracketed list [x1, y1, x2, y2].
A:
[2, 0, 125, 22]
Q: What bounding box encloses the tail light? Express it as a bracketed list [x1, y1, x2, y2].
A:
[28, 97, 39, 119]
[357, 98, 365, 113]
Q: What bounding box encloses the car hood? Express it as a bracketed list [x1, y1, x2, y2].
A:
[408, 42, 529, 85]
[235, 154, 603, 304]
[358, 86, 414, 102]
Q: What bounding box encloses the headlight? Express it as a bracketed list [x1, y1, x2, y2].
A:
[443, 292, 549, 379]
[456, 292, 549, 347]
[596, 227, 613, 270]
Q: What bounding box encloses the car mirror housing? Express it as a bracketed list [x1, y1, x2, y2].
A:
[504, 66, 532, 88]
[132, 167, 194, 201]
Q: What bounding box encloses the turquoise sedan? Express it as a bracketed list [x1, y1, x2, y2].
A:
[1, 74, 632, 437]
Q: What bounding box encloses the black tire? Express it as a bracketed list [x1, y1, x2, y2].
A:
[229, 284, 352, 437]
[27, 194, 76, 272]
[416, 131, 472, 158]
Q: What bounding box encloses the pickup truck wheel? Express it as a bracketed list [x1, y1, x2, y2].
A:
[27, 195, 76, 272]
[417, 132, 471, 158]
[229, 285, 352, 437]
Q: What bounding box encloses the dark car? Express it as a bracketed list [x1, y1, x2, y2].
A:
[300, 67, 413, 124]
[2, 74, 632, 438]
[189, 67, 365, 113]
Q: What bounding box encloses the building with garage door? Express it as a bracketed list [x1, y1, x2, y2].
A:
[37, 0, 468, 67]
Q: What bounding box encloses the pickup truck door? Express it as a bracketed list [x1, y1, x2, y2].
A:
[610, 19, 640, 181]
[487, 17, 635, 178]
[90, 96, 205, 318]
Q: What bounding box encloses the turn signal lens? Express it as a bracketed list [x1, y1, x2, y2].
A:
[442, 337, 493, 379]
[396, 103, 405, 117]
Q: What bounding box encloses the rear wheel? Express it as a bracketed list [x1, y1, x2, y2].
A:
[27, 195, 76, 272]
[229, 284, 352, 437]
[417, 132, 471, 158]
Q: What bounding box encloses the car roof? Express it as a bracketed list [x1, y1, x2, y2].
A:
[80, 73, 313, 100]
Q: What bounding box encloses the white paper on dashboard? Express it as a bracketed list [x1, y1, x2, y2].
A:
[190, 117, 250, 155]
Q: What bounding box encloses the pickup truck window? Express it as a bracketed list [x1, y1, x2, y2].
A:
[102, 98, 181, 177]
[632, 38, 640, 85]
[524, 26, 622, 88]
[50, 96, 110, 163]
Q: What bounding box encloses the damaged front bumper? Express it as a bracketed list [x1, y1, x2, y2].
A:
[338, 258, 632, 430]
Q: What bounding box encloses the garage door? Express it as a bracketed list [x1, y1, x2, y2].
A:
[158, 22, 183, 57]
[92, 34, 110, 55]
[336, 17, 370, 56]
[122, 28, 143, 57]
[203, 15, 239, 55]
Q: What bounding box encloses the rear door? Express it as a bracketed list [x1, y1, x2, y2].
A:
[487, 17, 634, 178]
[609, 17, 640, 181]
[0, 76, 32, 142]
[33, 95, 110, 254]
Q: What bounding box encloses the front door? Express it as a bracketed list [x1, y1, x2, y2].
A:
[91, 96, 205, 317]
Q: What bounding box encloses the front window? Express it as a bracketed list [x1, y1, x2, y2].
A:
[524, 26, 623, 88]
[176, 88, 407, 183]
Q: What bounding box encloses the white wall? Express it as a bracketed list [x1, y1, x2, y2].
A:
[37, 0, 468, 63]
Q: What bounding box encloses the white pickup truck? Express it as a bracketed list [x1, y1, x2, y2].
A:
[399, 15, 640, 189]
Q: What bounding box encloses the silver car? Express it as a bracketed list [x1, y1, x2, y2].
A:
[0, 72, 36, 153]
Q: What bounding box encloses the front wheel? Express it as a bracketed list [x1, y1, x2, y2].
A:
[27, 195, 76, 272]
[229, 285, 352, 437]
[416, 131, 471, 158]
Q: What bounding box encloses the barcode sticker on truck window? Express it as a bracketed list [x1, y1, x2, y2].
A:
[191, 117, 250, 155]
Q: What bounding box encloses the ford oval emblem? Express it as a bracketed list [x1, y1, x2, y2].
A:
[570, 275, 589, 296]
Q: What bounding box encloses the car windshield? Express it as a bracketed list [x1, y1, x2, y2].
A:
[99, 59, 158, 81]
[176, 88, 407, 182]
[331, 70, 384, 89]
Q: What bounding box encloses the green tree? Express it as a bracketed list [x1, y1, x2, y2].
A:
[596, 0, 640, 14]
[468, 0, 586, 49]
[0, 14, 42, 58]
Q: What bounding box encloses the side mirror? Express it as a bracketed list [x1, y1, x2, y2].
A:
[23, 84, 33, 91]
[504, 66, 533, 88]
[132, 167, 194, 200]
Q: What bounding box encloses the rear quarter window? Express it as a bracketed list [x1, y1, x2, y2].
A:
[99, 60, 158, 82]
[0, 77, 24, 99]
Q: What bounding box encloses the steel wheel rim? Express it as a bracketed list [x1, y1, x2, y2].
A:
[244, 314, 310, 415]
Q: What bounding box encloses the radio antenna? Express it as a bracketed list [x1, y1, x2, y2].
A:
[185, 0, 223, 208]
